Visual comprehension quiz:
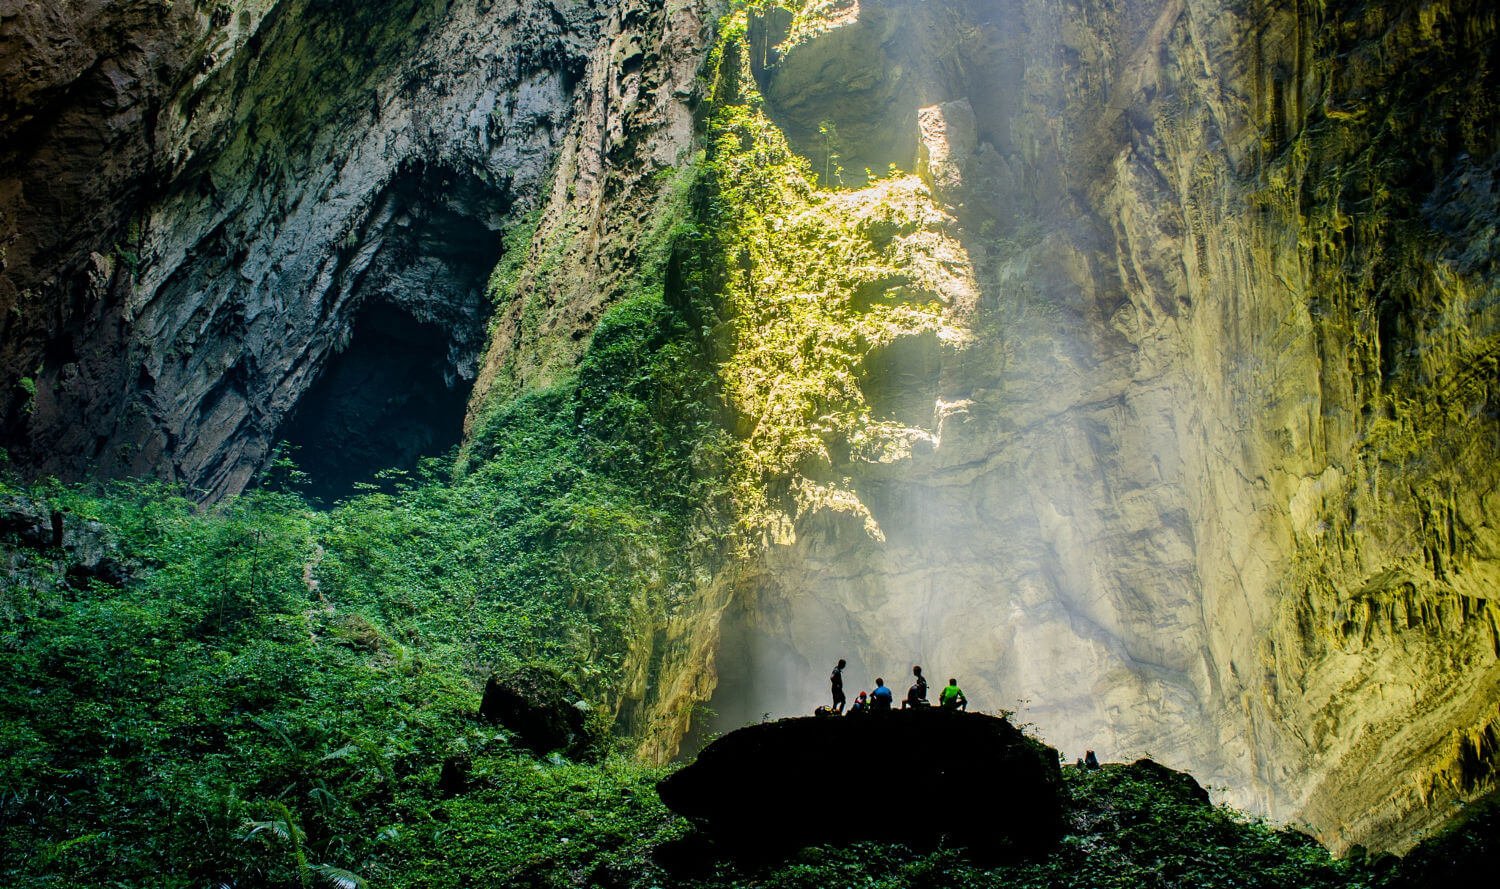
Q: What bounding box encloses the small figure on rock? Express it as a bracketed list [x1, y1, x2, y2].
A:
[830, 658, 847, 714]
[870, 678, 894, 712]
[847, 690, 869, 715]
[1084, 749, 1100, 770]
[940, 677, 967, 711]
[901, 664, 930, 709]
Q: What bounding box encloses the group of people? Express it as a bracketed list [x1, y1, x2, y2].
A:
[827, 660, 967, 716]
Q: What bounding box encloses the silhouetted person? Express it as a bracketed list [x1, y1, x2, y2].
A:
[940, 678, 967, 711]
[847, 690, 869, 715]
[870, 678, 893, 712]
[1084, 750, 1100, 770]
[830, 658, 847, 713]
[901, 664, 929, 709]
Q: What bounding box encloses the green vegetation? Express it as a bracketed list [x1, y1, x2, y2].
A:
[0, 286, 723, 886]
[0, 555, 1425, 889]
[0, 149, 733, 884]
[653, 765, 1388, 889]
[15, 375, 35, 415]
[696, 9, 970, 544]
[0, 468, 1415, 889]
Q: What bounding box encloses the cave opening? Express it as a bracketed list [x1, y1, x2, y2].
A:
[278, 303, 473, 503]
[276, 161, 506, 503]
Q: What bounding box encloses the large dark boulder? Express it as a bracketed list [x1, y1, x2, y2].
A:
[479, 666, 599, 760]
[658, 710, 1065, 857]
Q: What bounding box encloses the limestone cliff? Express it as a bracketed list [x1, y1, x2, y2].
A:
[1, 0, 616, 499]
[3, 0, 1497, 858]
[482, 0, 1498, 853]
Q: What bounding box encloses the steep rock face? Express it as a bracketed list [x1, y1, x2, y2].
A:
[675, 0, 1499, 854]
[467, 0, 713, 409]
[479, 0, 1499, 853]
[5, 0, 1496, 858]
[1, 0, 611, 499]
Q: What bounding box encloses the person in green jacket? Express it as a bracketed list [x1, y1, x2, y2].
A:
[940, 678, 967, 711]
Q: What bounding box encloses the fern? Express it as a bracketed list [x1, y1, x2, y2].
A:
[310, 863, 367, 889]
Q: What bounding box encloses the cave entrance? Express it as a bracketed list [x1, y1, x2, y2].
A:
[278, 303, 472, 503]
[277, 161, 506, 503]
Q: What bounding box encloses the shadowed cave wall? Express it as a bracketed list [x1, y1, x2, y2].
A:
[477, 0, 1499, 855]
[0, 0, 607, 499]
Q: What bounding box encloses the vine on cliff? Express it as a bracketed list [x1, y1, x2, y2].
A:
[693, 8, 975, 547]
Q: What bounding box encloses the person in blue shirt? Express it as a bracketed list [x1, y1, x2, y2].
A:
[870, 678, 894, 712]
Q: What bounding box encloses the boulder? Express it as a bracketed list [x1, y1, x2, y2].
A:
[658, 710, 1065, 857]
[1, 494, 131, 587]
[1123, 757, 1212, 805]
[479, 666, 598, 759]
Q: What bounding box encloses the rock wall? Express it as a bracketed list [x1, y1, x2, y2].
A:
[4, 0, 1497, 856]
[1, 0, 613, 499]
[669, 0, 1499, 854]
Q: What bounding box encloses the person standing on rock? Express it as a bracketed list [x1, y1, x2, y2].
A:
[901, 664, 930, 709]
[830, 658, 847, 713]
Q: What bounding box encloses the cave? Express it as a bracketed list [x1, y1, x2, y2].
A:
[277, 162, 506, 502]
[278, 303, 472, 503]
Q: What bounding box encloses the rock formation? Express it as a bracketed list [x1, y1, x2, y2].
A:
[657, 710, 1066, 856]
[3, 0, 1497, 856]
[479, 665, 601, 759]
[656, 0, 1499, 854]
[1, 0, 614, 499]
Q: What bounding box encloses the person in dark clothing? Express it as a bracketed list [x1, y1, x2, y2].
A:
[1084, 750, 1100, 770]
[870, 678, 894, 712]
[901, 664, 930, 709]
[830, 659, 847, 713]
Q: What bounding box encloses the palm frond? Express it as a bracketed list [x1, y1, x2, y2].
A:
[310, 863, 367, 889]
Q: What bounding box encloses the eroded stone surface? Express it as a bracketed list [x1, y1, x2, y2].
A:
[1, 0, 612, 499]
[4, 0, 1497, 858]
[677, 0, 1500, 854]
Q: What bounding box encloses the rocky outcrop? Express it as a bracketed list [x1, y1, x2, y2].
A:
[1, 0, 615, 499]
[479, 665, 601, 759]
[5, 0, 1496, 858]
[467, 0, 714, 410]
[1, 493, 132, 587]
[476, 0, 1496, 855]
[657, 710, 1066, 856]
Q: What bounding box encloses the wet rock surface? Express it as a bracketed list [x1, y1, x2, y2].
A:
[658, 711, 1065, 857]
